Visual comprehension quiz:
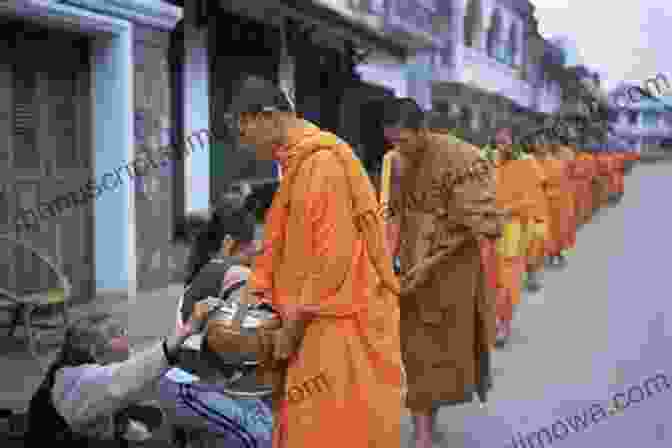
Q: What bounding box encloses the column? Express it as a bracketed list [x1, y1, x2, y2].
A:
[405, 50, 433, 111]
[452, 3, 466, 78]
[91, 28, 136, 297]
[476, 4, 487, 52]
[183, 1, 210, 213]
[516, 22, 525, 68]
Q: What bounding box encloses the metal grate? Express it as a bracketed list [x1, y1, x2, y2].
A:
[12, 64, 36, 137]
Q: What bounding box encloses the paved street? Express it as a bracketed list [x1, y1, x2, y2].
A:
[2, 161, 670, 446]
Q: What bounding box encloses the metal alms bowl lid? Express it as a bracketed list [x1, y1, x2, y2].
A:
[209, 301, 280, 329]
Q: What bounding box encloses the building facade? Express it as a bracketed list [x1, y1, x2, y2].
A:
[338, 0, 580, 146]
[0, 0, 420, 299]
[427, 0, 565, 144]
[608, 84, 672, 153]
[0, 0, 181, 303]
[333, 0, 443, 169]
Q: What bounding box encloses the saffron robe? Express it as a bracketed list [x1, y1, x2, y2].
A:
[494, 155, 548, 322]
[519, 155, 550, 271]
[593, 154, 612, 209]
[574, 152, 596, 225]
[552, 145, 577, 250]
[533, 147, 573, 256]
[250, 121, 404, 448]
[393, 132, 505, 411]
[607, 153, 625, 194]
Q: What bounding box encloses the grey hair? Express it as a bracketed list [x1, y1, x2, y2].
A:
[59, 312, 125, 365]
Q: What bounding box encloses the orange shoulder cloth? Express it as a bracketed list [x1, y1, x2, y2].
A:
[273, 131, 401, 296]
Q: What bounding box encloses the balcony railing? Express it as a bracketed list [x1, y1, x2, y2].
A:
[432, 45, 457, 82]
[611, 119, 672, 137]
[459, 45, 535, 109]
[395, 0, 432, 32]
[382, 0, 442, 49]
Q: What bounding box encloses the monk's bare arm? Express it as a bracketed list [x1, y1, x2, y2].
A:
[385, 152, 403, 255]
[295, 152, 355, 306]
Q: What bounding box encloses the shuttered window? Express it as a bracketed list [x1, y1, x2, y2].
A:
[12, 62, 38, 168]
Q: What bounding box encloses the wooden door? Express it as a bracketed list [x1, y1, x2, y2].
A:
[0, 20, 93, 301]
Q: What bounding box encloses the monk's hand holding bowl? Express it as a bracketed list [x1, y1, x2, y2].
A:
[272, 304, 320, 361]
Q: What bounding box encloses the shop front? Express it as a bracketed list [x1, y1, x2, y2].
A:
[0, 0, 181, 299]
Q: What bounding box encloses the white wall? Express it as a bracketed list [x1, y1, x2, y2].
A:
[357, 63, 407, 97]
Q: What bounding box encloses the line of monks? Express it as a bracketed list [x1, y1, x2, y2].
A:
[478, 136, 640, 345]
[379, 129, 640, 348]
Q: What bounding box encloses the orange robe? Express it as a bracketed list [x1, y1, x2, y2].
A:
[595, 154, 612, 208]
[494, 156, 548, 322]
[584, 152, 597, 218]
[611, 153, 625, 194]
[604, 153, 617, 194]
[567, 151, 583, 225]
[553, 146, 577, 250]
[574, 152, 596, 225]
[250, 121, 404, 448]
[524, 156, 551, 271]
[535, 151, 573, 256]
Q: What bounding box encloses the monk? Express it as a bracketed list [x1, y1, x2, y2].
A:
[607, 150, 625, 202]
[382, 98, 505, 448]
[491, 128, 547, 345]
[573, 149, 596, 226]
[593, 150, 612, 212]
[530, 139, 573, 267]
[615, 151, 626, 198]
[550, 143, 577, 254]
[521, 144, 551, 285]
[565, 145, 583, 229]
[586, 150, 603, 217]
[234, 76, 405, 448]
